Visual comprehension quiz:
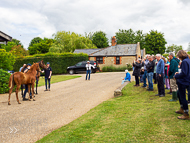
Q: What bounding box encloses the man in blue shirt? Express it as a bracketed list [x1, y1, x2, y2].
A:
[121, 70, 131, 84]
[155, 54, 165, 97]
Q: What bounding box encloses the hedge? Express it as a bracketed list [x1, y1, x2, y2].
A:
[102, 64, 132, 72]
[0, 69, 11, 94]
[13, 52, 88, 74]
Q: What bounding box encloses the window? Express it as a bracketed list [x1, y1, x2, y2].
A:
[96, 57, 103, 64]
[76, 62, 83, 66]
[116, 57, 120, 64]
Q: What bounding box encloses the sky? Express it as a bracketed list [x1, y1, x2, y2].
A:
[0, 0, 190, 50]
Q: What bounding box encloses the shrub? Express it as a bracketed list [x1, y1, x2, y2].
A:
[13, 52, 88, 74]
[0, 49, 16, 70]
[0, 69, 11, 94]
[102, 65, 132, 72]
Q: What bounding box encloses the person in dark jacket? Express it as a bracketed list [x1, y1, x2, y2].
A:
[174, 50, 190, 120]
[133, 59, 142, 86]
[146, 56, 155, 91]
[168, 52, 179, 101]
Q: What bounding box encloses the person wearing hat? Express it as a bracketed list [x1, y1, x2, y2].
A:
[121, 69, 131, 84]
[146, 56, 155, 91]
[132, 58, 142, 86]
[42, 62, 52, 91]
[85, 61, 95, 80]
[23, 63, 32, 100]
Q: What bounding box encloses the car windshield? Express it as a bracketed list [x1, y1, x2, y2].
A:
[76, 62, 83, 66]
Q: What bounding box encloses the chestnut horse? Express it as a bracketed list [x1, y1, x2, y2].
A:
[20, 60, 46, 95]
[8, 63, 41, 105]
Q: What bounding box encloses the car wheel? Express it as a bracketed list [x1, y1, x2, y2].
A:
[69, 70, 74, 75]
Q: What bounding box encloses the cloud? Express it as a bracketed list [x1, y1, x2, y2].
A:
[0, 0, 190, 49]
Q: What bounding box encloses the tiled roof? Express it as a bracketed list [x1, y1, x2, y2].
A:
[91, 44, 137, 56]
[0, 31, 12, 42]
[74, 49, 100, 55]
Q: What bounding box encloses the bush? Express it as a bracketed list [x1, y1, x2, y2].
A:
[0, 69, 11, 94]
[0, 49, 16, 70]
[102, 65, 132, 72]
[13, 52, 88, 74]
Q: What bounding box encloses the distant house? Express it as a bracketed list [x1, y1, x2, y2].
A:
[0, 31, 12, 44]
[74, 37, 146, 70]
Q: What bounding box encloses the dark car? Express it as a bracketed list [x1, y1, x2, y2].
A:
[67, 61, 98, 75]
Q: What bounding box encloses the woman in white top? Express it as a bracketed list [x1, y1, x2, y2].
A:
[86, 61, 95, 80]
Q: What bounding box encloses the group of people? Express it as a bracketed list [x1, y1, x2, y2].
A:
[19, 62, 52, 101]
[132, 50, 190, 120]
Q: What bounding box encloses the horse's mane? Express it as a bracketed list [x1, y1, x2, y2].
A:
[27, 63, 38, 73]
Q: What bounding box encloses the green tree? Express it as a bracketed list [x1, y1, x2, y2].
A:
[87, 31, 109, 48]
[1, 42, 17, 52]
[144, 30, 167, 55]
[29, 37, 43, 47]
[10, 45, 28, 57]
[28, 38, 54, 55]
[12, 38, 22, 46]
[115, 29, 145, 49]
[165, 44, 183, 55]
[0, 49, 16, 70]
[49, 31, 97, 53]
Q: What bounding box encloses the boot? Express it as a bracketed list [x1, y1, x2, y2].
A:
[177, 113, 190, 120]
[168, 92, 177, 102]
[175, 107, 184, 114]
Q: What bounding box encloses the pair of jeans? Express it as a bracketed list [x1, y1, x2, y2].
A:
[177, 83, 189, 112]
[45, 78, 50, 89]
[143, 70, 147, 87]
[121, 79, 129, 84]
[23, 84, 31, 98]
[135, 76, 139, 85]
[140, 75, 143, 82]
[86, 70, 91, 80]
[157, 73, 165, 95]
[147, 72, 153, 90]
[187, 85, 190, 102]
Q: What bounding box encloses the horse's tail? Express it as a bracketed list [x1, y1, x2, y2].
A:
[9, 74, 14, 89]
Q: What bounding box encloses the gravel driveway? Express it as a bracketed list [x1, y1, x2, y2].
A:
[0, 72, 133, 143]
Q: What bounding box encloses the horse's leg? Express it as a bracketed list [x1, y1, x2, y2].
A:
[16, 84, 21, 104]
[8, 84, 15, 105]
[28, 85, 31, 101]
[32, 83, 35, 101]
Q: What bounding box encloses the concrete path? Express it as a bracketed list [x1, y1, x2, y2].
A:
[0, 72, 133, 143]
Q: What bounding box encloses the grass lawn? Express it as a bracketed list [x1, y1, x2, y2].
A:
[37, 75, 81, 87]
[37, 82, 190, 143]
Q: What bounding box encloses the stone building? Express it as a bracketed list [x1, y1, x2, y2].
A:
[74, 37, 146, 70]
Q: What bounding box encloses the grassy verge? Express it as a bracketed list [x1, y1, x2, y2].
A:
[37, 82, 190, 143]
[37, 75, 81, 87]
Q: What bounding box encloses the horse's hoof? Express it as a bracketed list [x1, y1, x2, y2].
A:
[29, 99, 31, 101]
[33, 99, 36, 101]
[18, 102, 21, 104]
[8, 102, 11, 105]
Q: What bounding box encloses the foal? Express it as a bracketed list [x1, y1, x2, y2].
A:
[8, 63, 41, 105]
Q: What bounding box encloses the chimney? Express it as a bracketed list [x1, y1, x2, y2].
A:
[112, 36, 116, 46]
